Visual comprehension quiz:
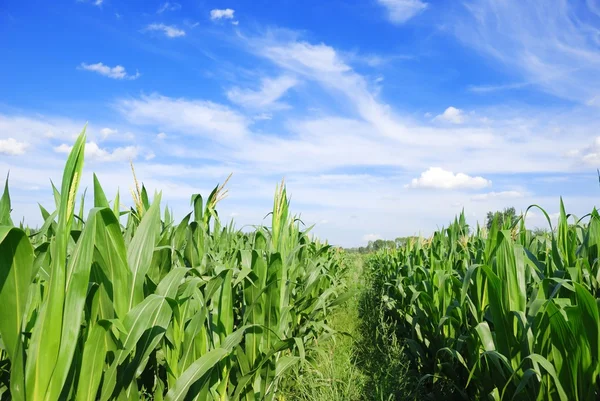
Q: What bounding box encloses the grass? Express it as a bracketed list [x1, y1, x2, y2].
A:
[281, 254, 367, 401]
[281, 254, 417, 401]
[354, 265, 415, 401]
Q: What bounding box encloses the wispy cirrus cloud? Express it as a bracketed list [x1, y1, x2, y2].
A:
[4, 22, 600, 246]
[144, 23, 185, 38]
[468, 82, 530, 93]
[454, 0, 600, 104]
[226, 75, 298, 110]
[377, 0, 428, 24]
[157, 2, 181, 13]
[77, 0, 103, 7]
[79, 62, 140, 80]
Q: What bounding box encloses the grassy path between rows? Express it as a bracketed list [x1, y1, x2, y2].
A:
[281, 255, 415, 401]
[280, 254, 367, 400]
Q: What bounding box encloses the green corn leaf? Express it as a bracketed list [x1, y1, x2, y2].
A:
[25, 126, 86, 401]
[0, 173, 13, 226]
[165, 326, 248, 401]
[93, 208, 132, 319]
[93, 174, 110, 208]
[127, 192, 162, 310]
[100, 294, 171, 401]
[156, 267, 187, 299]
[0, 226, 33, 401]
[75, 320, 112, 401]
[46, 207, 104, 400]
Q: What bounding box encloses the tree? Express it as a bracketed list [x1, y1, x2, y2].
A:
[372, 239, 386, 252]
[532, 227, 550, 237]
[485, 207, 517, 230]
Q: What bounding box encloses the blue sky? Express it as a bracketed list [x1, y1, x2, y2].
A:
[1, 0, 600, 246]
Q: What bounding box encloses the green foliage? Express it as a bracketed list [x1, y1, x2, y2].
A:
[0, 127, 347, 400]
[281, 255, 367, 401]
[355, 261, 415, 401]
[485, 206, 517, 230]
[367, 208, 600, 400]
[349, 238, 419, 254]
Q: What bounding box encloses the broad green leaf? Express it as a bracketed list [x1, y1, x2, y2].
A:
[127, 192, 162, 309]
[75, 321, 111, 401]
[0, 227, 33, 401]
[25, 126, 87, 401]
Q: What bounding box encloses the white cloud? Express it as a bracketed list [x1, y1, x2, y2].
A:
[79, 62, 140, 80]
[567, 137, 600, 166]
[377, 0, 428, 24]
[433, 106, 465, 124]
[471, 191, 525, 201]
[210, 9, 235, 20]
[0, 114, 87, 143]
[156, 132, 167, 140]
[85, 143, 138, 162]
[239, 35, 593, 178]
[0, 109, 596, 248]
[363, 233, 382, 242]
[454, 0, 600, 104]
[157, 2, 181, 13]
[226, 75, 298, 109]
[468, 82, 530, 93]
[117, 94, 248, 142]
[145, 23, 185, 38]
[258, 39, 409, 141]
[262, 41, 351, 74]
[78, 0, 103, 6]
[0, 138, 28, 155]
[100, 127, 117, 139]
[254, 113, 273, 121]
[406, 167, 491, 190]
[54, 142, 138, 162]
[6, 31, 600, 248]
[53, 144, 72, 154]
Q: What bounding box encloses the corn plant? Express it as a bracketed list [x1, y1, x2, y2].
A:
[0, 127, 347, 400]
[368, 205, 600, 400]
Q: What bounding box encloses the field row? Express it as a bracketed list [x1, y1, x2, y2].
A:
[0, 129, 347, 400]
[367, 206, 600, 400]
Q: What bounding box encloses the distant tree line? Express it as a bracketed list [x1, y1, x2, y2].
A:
[347, 236, 419, 254]
[347, 206, 551, 253]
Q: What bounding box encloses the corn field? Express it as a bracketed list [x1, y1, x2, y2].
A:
[367, 205, 600, 400]
[0, 128, 348, 400]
